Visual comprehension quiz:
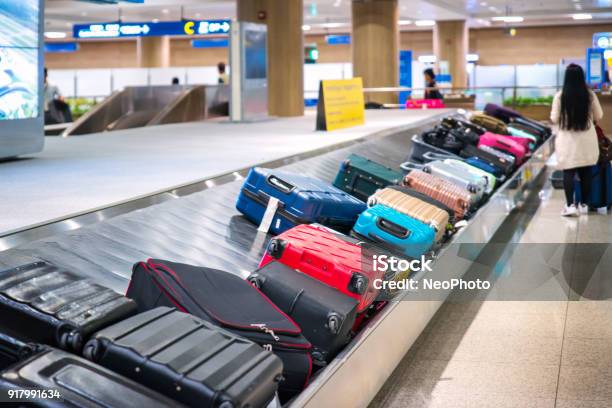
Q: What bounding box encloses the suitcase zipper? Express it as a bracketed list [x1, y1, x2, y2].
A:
[250, 323, 280, 341]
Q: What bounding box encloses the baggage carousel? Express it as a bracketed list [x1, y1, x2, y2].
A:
[0, 112, 554, 407]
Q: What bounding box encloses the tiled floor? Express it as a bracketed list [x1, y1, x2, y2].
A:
[370, 182, 612, 408]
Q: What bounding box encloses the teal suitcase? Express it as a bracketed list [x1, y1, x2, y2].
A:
[333, 154, 403, 202]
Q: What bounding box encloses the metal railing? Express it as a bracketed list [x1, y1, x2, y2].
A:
[361, 86, 561, 111]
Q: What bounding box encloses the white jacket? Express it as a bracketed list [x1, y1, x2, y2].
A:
[550, 90, 603, 170]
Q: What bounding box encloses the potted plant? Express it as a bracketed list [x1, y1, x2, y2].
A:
[503, 96, 553, 121]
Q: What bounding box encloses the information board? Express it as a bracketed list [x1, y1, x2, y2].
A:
[316, 78, 365, 131]
[74, 20, 230, 39]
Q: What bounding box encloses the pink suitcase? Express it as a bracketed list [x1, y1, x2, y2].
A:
[405, 99, 446, 109]
[478, 132, 529, 164]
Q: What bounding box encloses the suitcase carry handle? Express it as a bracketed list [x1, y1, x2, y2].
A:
[422, 152, 460, 162]
[376, 217, 410, 239]
[496, 139, 514, 149]
[266, 175, 295, 194]
[400, 161, 424, 172]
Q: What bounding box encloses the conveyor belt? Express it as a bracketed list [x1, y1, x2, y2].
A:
[0, 118, 435, 293]
[0, 113, 556, 408]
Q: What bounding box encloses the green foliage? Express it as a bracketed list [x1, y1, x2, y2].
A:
[503, 96, 554, 108]
[67, 97, 96, 119]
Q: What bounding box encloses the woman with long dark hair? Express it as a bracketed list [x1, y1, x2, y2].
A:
[551, 64, 603, 216]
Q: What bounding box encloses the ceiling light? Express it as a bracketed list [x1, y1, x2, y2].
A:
[492, 16, 524, 23]
[572, 13, 592, 20]
[302, 24, 311, 31]
[321, 22, 346, 28]
[418, 55, 437, 63]
[399, 20, 412, 25]
[480, 1, 487, 5]
[162, 9, 169, 14]
[575, 4, 583, 10]
[415, 20, 436, 27]
[44, 31, 67, 39]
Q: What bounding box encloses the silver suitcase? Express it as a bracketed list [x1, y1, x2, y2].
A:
[422, 160, 486, 204]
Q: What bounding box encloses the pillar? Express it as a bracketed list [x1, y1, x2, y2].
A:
[137, 36, 171, 68]
[351, 0, 399, 104]
[433, 20, 468, 89]
[237, 0, 304, 117]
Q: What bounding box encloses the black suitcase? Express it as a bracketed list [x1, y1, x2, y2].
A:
[460, 145, 515, 176]
[0, 333, 182, 408]
[0, 261, 137, 352]
[127, 259, 313, 401]
[248, 262, 358, 365]
[421, 126, 464, 154]
[84, 307, 282, 408]
[441, 116, 486, 137]
[448, 127, 480, 146]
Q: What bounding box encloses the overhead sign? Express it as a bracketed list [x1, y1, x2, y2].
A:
[326, 35, 350, 45]
[192, 38, 229, 48]
[593, 32, 612, 49]
[73, 20, 231, 39]
[316, 78, 365, 131]
[44, 42, 79, 53]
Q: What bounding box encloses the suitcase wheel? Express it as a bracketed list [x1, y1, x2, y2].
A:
[367, 196, 378, 207]
[267, 239, 287, 259]
[247, 274, 263, 289]
[327, 313, 342, 335]
[218, 402, 235, 408]
[59, 329, 82, 352]
[349, 273, 368, 295]
[82, 341, 99, 361]
[467, 184, 478, 194]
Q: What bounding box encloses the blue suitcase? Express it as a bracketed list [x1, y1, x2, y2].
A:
[352, 204, 436, 259]
[236, 167, 367, 235]
[574, 162, 612, 209]
[465, 157, 505, 179]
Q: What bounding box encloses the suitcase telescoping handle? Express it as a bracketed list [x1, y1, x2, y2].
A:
[266, 175, 295, 194]
[400, 161, 424, 173]
[422, 152, 460, 162]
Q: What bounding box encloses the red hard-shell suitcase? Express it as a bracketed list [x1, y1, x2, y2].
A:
[259, 224, 383, 313]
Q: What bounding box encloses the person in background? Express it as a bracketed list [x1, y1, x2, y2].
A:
[423, 68, 443, 100]
[171, 77, 180, 85]
[217, 62, 229, 84]
[44, 67, 64, 124]
[551, 63, 603, 217]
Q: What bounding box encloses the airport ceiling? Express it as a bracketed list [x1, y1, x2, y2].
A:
[45, 0, 612, 36]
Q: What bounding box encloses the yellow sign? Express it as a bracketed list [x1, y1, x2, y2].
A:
[184, 21, 195, 35]
[316, 78, 365, 131]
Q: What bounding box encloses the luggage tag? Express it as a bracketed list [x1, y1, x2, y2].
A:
[258, 197, 280, 233]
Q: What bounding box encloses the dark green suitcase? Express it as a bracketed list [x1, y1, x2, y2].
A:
[333, 154, 403, 202]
